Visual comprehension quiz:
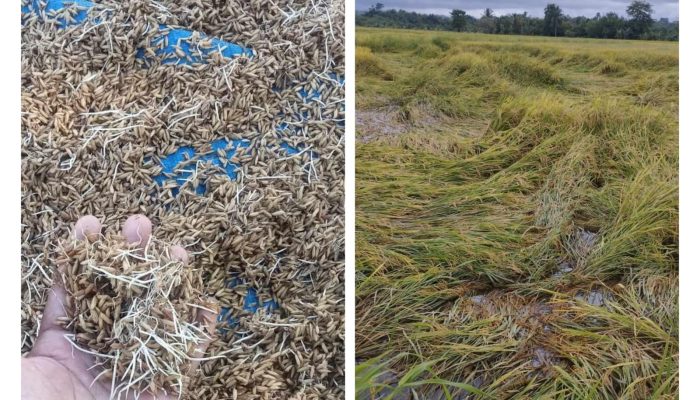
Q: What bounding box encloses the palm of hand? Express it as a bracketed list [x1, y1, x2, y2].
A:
[22, 215, 216, 400]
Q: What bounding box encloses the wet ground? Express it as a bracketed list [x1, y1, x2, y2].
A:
[356, 366, 412, 400]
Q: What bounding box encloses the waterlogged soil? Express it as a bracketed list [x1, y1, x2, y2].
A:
[356, 366, 412, 400]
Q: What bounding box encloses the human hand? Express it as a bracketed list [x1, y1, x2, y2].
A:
[22, 215, 217, 400]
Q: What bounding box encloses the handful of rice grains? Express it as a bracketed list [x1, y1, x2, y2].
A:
[57, 231, 216, 397]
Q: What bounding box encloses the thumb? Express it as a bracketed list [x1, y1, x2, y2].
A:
[39, 215, 102, 336]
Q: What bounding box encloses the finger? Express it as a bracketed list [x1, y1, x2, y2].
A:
[156, 246, 190, 322]
[73, 214, 102, 242]
[166, 245, 215, 372]
[38, 285, 69, 336]
[169, 245, 189, 265]
[122, 214, 152, 249]
[188, 298, 219, 373]
[40, 215, 102, 335]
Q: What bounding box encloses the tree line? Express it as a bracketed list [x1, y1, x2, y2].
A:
[357, 1, 678, 41]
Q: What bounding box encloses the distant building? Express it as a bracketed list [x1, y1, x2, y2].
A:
[659, 18, 669, 24]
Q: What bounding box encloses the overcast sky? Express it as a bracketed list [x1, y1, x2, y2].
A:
[356, 0, 679, 21]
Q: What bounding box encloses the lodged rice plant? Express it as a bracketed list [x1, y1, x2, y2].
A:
[356, 27, 678, 399]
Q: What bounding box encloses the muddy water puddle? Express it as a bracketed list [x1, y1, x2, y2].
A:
[552, 228, 599, 279]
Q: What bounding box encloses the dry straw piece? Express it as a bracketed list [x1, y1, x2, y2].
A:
[22, 0, 345, 398]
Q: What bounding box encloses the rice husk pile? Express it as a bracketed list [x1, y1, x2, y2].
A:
[58, 234, 212, 397]
[21, 0, 345, 398]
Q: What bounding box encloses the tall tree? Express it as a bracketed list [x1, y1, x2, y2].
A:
[600, 12, 624, 38]
[543, 3, 563, 36]
[451, 9, 467, 32]
[367, 2, 384, 16]
[626, 0, 653, 38]
[480, 8, 496, 33]
[512, 14, 521, 34]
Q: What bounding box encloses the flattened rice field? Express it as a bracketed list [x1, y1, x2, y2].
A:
[356, 28, 678, 400]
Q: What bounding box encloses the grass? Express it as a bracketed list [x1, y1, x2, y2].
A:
[356, 28, 678, 399]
